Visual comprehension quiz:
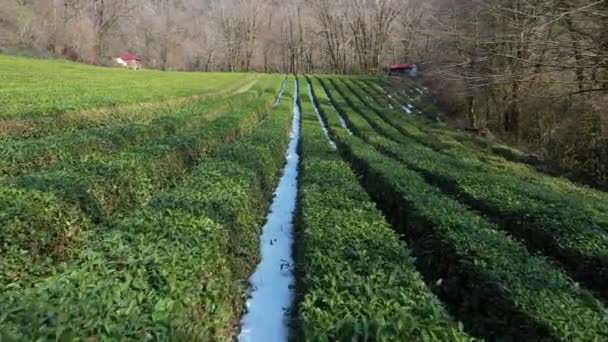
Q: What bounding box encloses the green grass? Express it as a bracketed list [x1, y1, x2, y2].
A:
[0, 54, 260, 119]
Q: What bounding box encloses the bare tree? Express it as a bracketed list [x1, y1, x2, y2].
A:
[87, 0, 139, 61]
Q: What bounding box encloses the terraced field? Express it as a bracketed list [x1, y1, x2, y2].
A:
[1, 57, 607, 341]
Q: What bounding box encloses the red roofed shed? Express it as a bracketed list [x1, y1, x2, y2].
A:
[387, 63, 418, 76]
[115, 54, 142, 70]
[388, 63, 415, 71]
[120, 54, 141, 62]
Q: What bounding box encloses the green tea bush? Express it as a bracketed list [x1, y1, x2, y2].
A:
[335, 77, 608, 301]
[321, 76, 608, 341]
[0, 77, 295, 341]
[295, 77, 474, 341]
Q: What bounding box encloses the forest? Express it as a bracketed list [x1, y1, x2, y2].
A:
[2, 0, 605, 185]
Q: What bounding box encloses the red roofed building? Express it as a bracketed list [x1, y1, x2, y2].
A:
[120, 54, 141, 62]
[389, 63, 414, 70]
[387, 63, 417, 77]
[114, 54, 142, 70]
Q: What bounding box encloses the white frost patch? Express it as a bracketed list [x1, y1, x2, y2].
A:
[321, 84, 353, 135]
[307, 82, 336, 149]
[238, 81, 300, 342]
[274, 78, 288, 106]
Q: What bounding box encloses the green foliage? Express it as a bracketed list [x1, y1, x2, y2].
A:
[319, 76, 608, 340]
[296, 77, 474, 341]
[0, 77, 294, 340]
[1, 210, 234, 341]
[0, 55, 259, 119]
[3, 53, 608, 342]
[336, 76, 608, 301]
[3, 84, 279, 220]
[0, 73, 284, 299]
[0, 187, 91, 289]
[0, 83, 267, 176]
[378, 136, 608, 301]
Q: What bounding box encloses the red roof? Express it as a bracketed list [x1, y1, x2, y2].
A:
[388, 63, 414, 70]
[119, 54, 140, 61]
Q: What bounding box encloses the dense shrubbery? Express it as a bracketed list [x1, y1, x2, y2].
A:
[4, 83, 279, 217]
[2, 55, 608, 341]
[0, 76, 283, 293]
[0, 84, 267, 175]
[0, 78, 294, 341]
[318, 76, 608, 341]
[295, 77, 474, 341]
[334, 76, 608, 300]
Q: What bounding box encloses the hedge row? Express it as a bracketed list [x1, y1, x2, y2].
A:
[0, 80, 269, 176]
[369, 77, 438, 117]
[295, 77, 474, 341]
[5, 77, 282, 220]
[0, 77, 296, 341]
[355, 78, 494, 160]
[356, 77, 608, 216]
[338, 77, 608, 300]
[379, 137, 608, 300]
[320, 77, 409, 146]
[0, 75, 259, 140]
[354, 78, 550, 167]
[338, 75, 608, 233]
[0, 77, 284, 289]
[319, 76, 608, 341]
[331, 78, 448, 154]
[349, 79, 437, 138]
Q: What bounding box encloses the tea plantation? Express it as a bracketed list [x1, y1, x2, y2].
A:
[1, 56, 607, 341]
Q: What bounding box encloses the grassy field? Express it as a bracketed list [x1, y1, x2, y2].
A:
[1, 56, 607, 341]
[0, 55, 261, 119]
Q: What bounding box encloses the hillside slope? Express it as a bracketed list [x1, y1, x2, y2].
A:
[0, 57, 607, 341]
